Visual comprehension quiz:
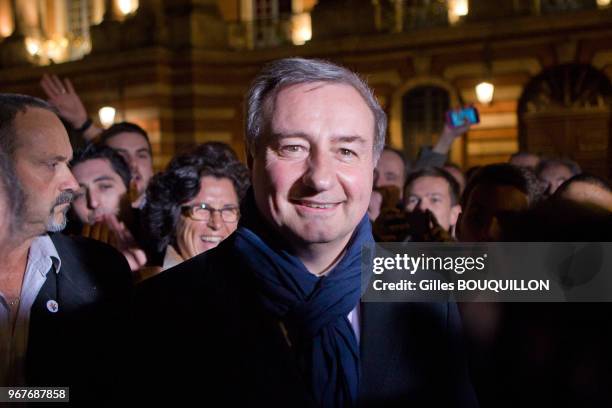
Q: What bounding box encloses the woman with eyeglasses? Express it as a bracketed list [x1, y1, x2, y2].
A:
[143, 142, 249, 275]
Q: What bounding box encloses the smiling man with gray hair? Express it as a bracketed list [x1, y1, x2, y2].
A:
[133, 58, 476, 407]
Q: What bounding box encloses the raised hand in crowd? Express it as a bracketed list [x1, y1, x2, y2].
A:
[372, 185, 453, 242]
[432, 122, 471, 155]
[371, 185, 408, 241]
[82, 213, 148, 272]
[40, 74, 103, 141]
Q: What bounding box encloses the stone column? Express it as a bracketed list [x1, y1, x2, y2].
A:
[0, 0, 15, 38]
[311, 0, 377, 40]
[122, 0, 167, 48]
[89, 0, 122, 54]
[0, 0, 32, 66]
[165, 0, 228, 49]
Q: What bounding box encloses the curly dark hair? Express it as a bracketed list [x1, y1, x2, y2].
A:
[144, 142, 250, 251]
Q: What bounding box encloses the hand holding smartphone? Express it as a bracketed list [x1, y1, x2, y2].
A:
[446, 105, 480, 128]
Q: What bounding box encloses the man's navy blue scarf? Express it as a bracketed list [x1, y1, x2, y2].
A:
[233, 191, 373, 407]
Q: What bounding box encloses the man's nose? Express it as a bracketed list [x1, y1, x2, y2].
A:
[63, 165, 80, 193]
[128, 159, 139, 175]
[302, 151, 335, 192]
[86, 189, 99, 209]
[416, 199, 428, 212]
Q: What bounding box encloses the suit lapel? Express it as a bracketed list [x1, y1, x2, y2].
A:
[47, 234, 99, 311]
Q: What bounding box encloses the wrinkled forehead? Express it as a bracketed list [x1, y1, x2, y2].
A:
[14, 107, 71, 155]
[268, 80, 370, 117]
[406, 176, 450, 195]
[266, 82, 375, 140]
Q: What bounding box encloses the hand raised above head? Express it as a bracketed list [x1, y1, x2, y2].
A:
[40, 74, 88, 129]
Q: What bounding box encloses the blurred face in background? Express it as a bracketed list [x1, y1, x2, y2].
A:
[458, 183, 529, 242]
[375, 149, 406, 199]
[510, 153, 540, 170]
[105, 132, 153, 203]
[404, 175, 461, 232]
[177, 176, 240, 258]
[539, 164, 573, 195]
[71, 158, 128, 225]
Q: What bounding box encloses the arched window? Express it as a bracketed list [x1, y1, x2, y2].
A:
[402, 85, 450, 159]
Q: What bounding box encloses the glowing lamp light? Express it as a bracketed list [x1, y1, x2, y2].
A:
[25, 37, 41, 56]
[99, 106, 116, 128]
[453, 0, 469, 16]
[291, 13, 312, 46]
[475, 82, 494, 105]
[0, 17, 13, 37]
[117, 0, 139, 16]
[448, 0, 469, 24]
[45, 39, 61, 61]
[596, 0, 611, 7]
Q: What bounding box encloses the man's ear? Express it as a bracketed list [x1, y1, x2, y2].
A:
[450, 204, 462, 228]
[453, 206, 464, 240]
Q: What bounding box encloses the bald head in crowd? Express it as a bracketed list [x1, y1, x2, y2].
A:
[509, 152, 540, 170]
[536, 158, 581, 195]
[554, 174, 612, 212]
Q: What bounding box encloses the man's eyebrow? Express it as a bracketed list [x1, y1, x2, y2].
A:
[270, 131, 309, 140]
[330, 135, 367, 144]
[136, 148, 151, 154]
[53, 155, 70, 162]
[271, 132, 367, 144]
[93, 175, 117, 183]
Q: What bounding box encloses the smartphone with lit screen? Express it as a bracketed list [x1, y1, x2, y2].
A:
[446, 106, 480, 127]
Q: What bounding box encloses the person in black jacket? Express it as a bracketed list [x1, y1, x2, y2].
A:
[132, 58, 477, 407]
[0, 94, 132, 403]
